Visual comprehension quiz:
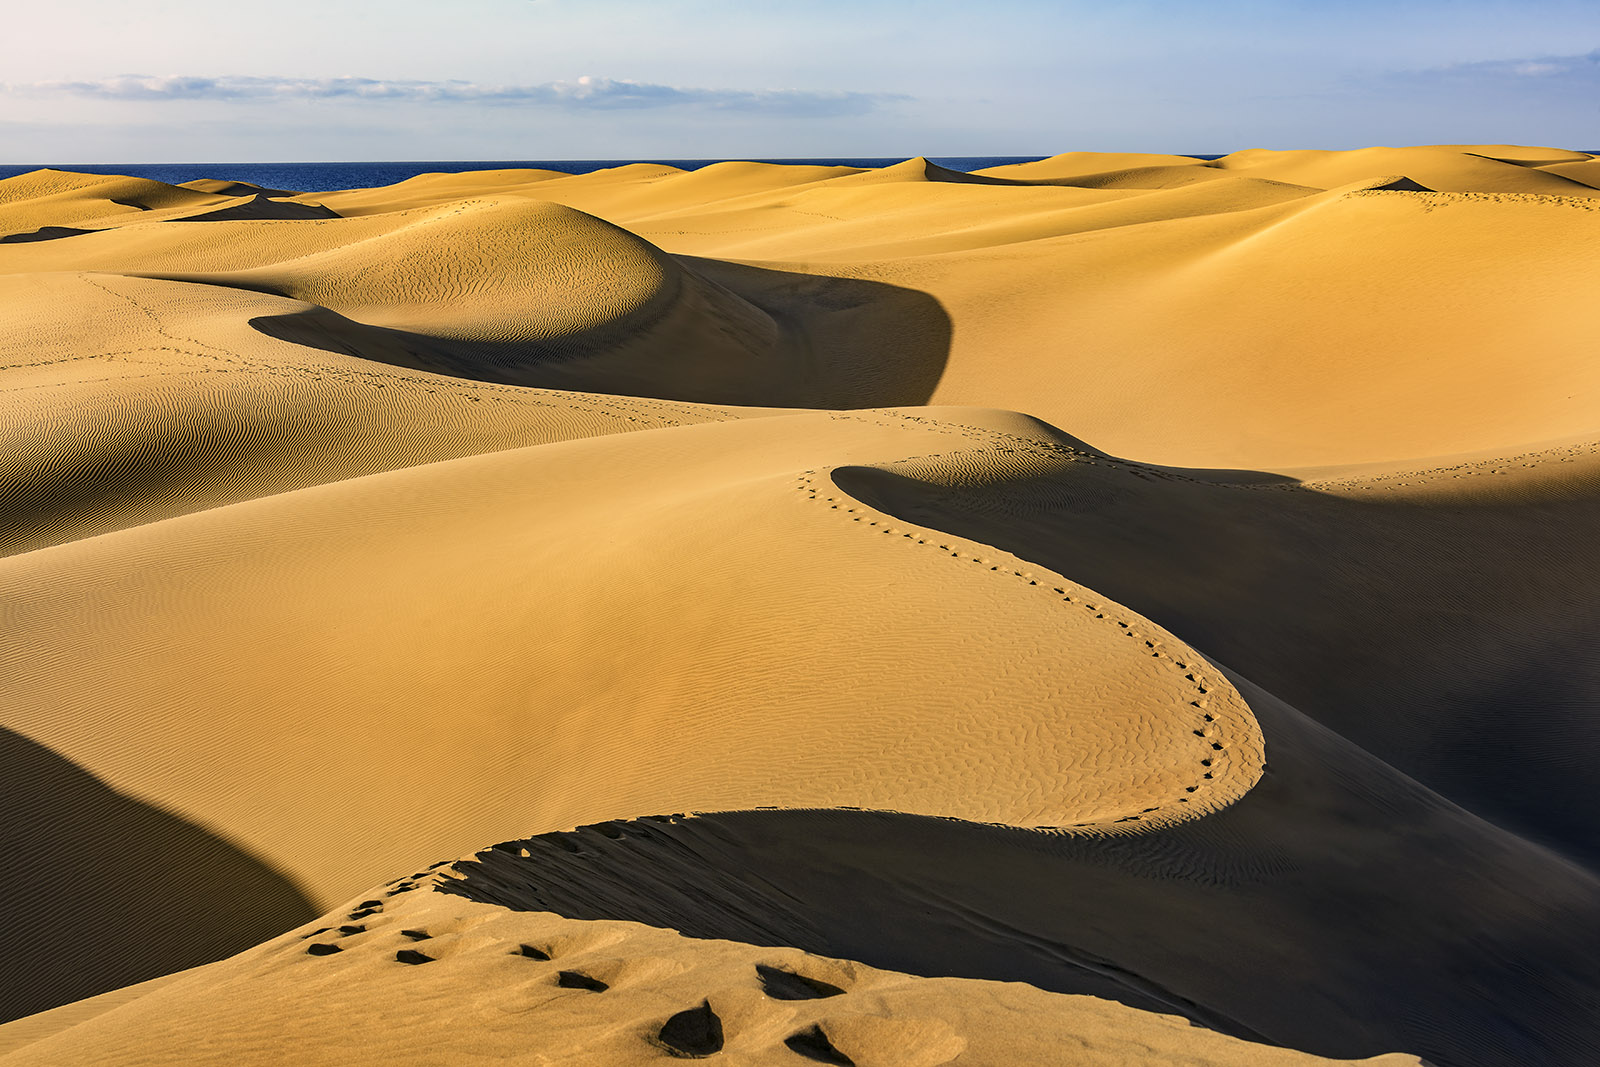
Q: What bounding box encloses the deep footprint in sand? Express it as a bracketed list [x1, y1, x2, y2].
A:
[557, 970, 608, 992]
[785, 1024, 855, 1066]
[756, 963, 847, 1000]
[657, 1000, 724, 1058]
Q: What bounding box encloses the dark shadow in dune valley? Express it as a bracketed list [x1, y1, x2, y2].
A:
[0, 727, 319, 1022]
[248, 259, 952, 411]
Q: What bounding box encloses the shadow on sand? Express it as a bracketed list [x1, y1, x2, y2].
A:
[444, 761, 1600, 1067]
[437, 438, 1600, 1067]
[0, 727, 318, 1023]
[247, 257, 952, 410]
[830, 451, 1600, 871]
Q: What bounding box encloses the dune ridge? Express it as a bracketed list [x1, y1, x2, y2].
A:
[0, 871, 1422, 1067]
[4, 146, 1600, 1066]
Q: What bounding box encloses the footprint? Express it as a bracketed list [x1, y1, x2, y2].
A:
[516, 944, 551, 960]
[785, 1024, 855, 1066]
[348, 907, 381, 920]
[306, 943, 342, 956]
[399, 929, 431, 941]
[556, 970, 608, 992]
[338, 925, 366, 936]
[396, 949, 435, 965]
[756, 964, 846, 1001]
[657, 1000, 723, 1059]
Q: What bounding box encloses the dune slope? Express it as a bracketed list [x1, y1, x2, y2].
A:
[0, 872, 1422, 1067]
[1, 410, 1264, 940]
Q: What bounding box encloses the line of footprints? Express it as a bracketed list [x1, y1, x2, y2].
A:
[300, 875, 858, 1063]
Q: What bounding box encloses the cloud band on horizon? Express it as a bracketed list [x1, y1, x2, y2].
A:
[1408, 48, 1600, 81]
[4, 74, 903, 117]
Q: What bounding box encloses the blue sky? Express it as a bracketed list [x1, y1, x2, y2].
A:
[1, 0, 1596, 161]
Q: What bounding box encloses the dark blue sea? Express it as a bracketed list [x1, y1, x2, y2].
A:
[0, 157, 1085, 193]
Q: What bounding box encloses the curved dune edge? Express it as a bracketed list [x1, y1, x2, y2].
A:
[0, 269, 766, 558]
[0, 725, 319, 1024]
[432, 671, 1600, 1067]
[0, 171, 225, 234]
[132, 197, 681, 345]
[832, 419, 1600, 869]
[219, 198, 675, 343]
[0, 401, 1265, 1022]
[808, 458, 1264, 832]
[0, 265, 780, 559]
[0, 871, 1422, 1067]
[168, 194, 340, 223]
[2, 407, 1266, 893]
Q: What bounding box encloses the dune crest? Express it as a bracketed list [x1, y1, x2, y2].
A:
[2, 408, 1265, 936]
[169, 194, 340, 223]
[0, 870, 1422, 1067]
[830, 156, 1025, 186]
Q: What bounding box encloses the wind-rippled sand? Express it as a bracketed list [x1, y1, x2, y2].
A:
[4, 146, 1599, 1066]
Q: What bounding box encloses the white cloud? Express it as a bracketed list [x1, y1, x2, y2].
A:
[1414, 49, 1600, 81]
[4, 74, 902, 117]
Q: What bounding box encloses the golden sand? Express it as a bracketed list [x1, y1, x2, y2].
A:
[3, 146, 1599, 1066]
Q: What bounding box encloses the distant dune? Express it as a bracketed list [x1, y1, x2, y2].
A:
[3, 146, 1599, 1067]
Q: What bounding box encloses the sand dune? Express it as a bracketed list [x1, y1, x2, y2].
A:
[1208, 145, 1600, 197]
[0, 171, 234, 235]
[977, 150, 1218, 182]
[0, 225, 94, 244]
[1534, 158, 1600, 189]
[170, 193, 341, 222]
[841, 434, 1600, 866]
[321, 145, 1598, 468]
[2, 410, 1265, 982]
[980, 145, 1600, 197]
[178, 178, 304, 199]
[4, 147, 1600, 1066]
[827, 156, 1027, 186]
[440, 665, 1600, 1065]
[0, 873, 1421, 1067]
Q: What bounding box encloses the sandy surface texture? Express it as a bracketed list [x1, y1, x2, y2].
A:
[0, 872, 1423, 1067]
[3, 146, 1598, 1066]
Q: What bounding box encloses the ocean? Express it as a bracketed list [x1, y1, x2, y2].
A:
[0, 157, 1067, 193]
